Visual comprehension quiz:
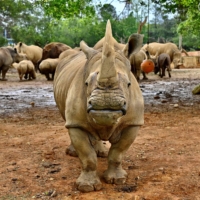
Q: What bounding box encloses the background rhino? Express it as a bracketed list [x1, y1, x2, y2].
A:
[13, 60, 36, 81]
[14, 42, 42, 69]
[154, 53, 172, 78]
[53, 21, 144, 192]
[39, 58, 59, 80]
[0, 47, 27, 80]
[37, 42, 71, 71]
[142, 42, 182, 69]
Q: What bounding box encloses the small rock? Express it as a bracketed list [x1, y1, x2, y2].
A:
[154, 95, 160, 99]
[174, 104, 179, 108]
[169, 148, 175, 152]
[161, 99, 168, 103]
[158, 167, 164, 171]
[51, 190, 57, 197]
[42, 162, 52, 168]
[30, 102, 35, 107]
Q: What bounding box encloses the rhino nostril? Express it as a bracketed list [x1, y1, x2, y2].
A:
[88, 100, 92, 105]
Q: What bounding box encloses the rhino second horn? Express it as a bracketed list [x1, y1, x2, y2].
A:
[97, 20, 118, 86]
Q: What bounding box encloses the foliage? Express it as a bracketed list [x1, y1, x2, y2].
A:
[152, 0, 200, 35]
[0, 0, 200, 50]
[99, 4, 117, 21]
[0, 36, 7, 46]
[36, 0, 95, 19]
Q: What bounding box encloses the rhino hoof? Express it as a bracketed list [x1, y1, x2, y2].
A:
[76, 171, 102, 192]
[77, 182, 102, 192]
[104, 169, 127, 185]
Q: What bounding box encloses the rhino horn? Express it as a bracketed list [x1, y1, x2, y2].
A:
[97, 20, 118, 86]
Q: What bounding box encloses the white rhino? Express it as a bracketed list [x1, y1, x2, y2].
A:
[38, 58, 59, 80]
[13, 60, 36, 81]
[53, 20, 144, 192]
[142, 42, 182, 69]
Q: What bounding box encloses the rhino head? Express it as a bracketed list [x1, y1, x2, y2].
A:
[80, 21, 143, 127]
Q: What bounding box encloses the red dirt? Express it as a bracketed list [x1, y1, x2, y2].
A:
[0, 69, 200, 200]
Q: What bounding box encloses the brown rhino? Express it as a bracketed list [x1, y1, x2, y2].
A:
[37, 42, 71, 71]
[0, 47, 27, 80]
[142, 42, 182, 69]
[154, 53, 172, 78]
[53, 21, 144, 192]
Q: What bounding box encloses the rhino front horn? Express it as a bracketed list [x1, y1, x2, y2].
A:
[97, 20, 118, 87]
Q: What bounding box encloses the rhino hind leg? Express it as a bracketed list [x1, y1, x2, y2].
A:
[1, 68, 8, 81]
[65, 143, 78, 157]
[104, 126, 139, 184]
[68, 128, 102, 192]
[45, 73, 51, 81]
[142, 71, 148, 80]
[66, 140, 108, 158]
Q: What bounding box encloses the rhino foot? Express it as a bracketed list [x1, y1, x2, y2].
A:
[0, 78, 7, 81]
[76, 171, 102, 192]
[103, 168, 127, 184]
[65, 143, 78, 157]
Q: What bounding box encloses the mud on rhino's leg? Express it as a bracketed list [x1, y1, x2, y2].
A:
[68, 128, 102, 192]
[104, 126, 140, 184]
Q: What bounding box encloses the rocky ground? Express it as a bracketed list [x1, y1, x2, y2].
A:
[0, 68, 200, 200]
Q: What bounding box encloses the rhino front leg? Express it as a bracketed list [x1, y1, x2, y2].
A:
[68, 128, 102, 192]
[104, 126, 139, 184]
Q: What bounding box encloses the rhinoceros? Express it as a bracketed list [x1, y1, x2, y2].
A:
[0, 47, 27, 80]
[53, 20, 144, 192]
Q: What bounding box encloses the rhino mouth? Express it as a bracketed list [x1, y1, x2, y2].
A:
[87, 107, 126, 115]
[88, 109, 124, 126]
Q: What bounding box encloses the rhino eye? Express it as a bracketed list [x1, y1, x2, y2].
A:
[128, 82, 131, 87]
[85, 82, 88, 86]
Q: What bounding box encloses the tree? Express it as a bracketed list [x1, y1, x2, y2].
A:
[99, 4, 117, 21]
[152, 0, 200, 35]
[37, 0, 95, 19]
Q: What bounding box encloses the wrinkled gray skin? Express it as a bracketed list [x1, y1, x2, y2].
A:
[0, 47, 27, 80]
[53, 21, 144, 192]
[154, 53, 171, 78]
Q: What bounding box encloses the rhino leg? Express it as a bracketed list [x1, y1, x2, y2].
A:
[104, 126, 139, 184]
[167, 66, 171, 78]
[45, 73, 51, 81]
[1, 67, 8, 81]
[68, 128, 102, 192]
[66, 139, 108, 158]
[142, 71, 148, 80]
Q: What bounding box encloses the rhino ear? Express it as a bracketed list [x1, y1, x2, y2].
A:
[80, 41, 98, 60]
[123, 34, 144, 58]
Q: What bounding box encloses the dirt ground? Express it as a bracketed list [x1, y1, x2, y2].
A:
[0, 68, 200, 200]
